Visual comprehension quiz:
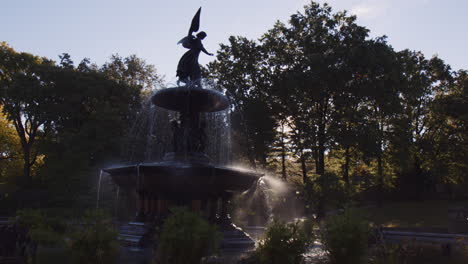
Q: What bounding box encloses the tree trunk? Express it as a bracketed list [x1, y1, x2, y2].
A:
[301, 153, 307, 184]
[343, 146, 350, 188]
[13, 116, 37, 186]
[317, 122, 326, 176]
[377, 152, 384, 207]
[280, 124, 287, 180]
[313, 148, 319, 175]
[21, 146, 31, 185]
[281, 139, 286, 179]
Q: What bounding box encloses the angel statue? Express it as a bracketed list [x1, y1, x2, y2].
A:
[176, 7, 213, 87]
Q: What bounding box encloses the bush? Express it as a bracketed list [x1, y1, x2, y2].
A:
[322, 208, 370, 264]
[15, 208, 64, 246]
[68, 209, 119, 264]
[305, 172, 347, 218]
[255, 220, 312, 264]
[156, 207, 221, 264]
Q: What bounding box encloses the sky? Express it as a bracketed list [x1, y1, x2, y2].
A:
[1, 0, 467, 84]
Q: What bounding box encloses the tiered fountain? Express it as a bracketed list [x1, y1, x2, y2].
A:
[103, 7, 260, 252]
[104, 87, 259, 222]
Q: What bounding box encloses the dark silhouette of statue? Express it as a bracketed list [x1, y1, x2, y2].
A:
[177, 7, 213, 87]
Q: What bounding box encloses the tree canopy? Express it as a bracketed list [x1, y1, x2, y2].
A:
[208, 1, 467, 202]
[0, 42, 162, 206]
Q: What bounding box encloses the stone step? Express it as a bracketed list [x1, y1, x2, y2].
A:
[117, 222, 151, 248]
[220, 224, 255, 252]
[118, 238, 141, 247]
[128, 222, 146, 226]
[119, 229, 146, 236]
[118, 234, 142, 241]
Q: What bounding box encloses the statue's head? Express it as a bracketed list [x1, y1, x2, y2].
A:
[197, 31, 207, 40]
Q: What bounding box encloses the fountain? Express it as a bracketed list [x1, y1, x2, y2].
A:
[103, 7, 260, 253]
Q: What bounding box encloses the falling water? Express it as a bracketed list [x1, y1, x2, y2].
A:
[205, 109, 232, 165]
[231, 174, 303, 227]
[115, 186, 120, 216]
[236, 175, 327, 263]
[145, 103, 156, 161]
[121, 81, 233, 165]
[258, 177, 274, 221]
[96, 170, 103, 209]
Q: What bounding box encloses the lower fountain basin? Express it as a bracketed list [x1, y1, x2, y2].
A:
[104, 162, 260, 199]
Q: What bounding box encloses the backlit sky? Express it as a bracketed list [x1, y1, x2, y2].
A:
[2, 0, 467, 84]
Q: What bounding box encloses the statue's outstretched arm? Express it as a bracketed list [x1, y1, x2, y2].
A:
[201, 46, 213, 56]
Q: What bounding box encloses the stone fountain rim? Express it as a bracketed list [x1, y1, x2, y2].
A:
[151, 86, 230, 113]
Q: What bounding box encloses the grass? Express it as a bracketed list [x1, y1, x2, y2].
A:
[36, 246, 68, 264]
[357, 200, 468, 229]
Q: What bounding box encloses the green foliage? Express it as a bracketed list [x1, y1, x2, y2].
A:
[206, 0, 467, 203]
[207, 36, 277, 167]
[0, 107, 22, 183]
[0, 42, 55, 184]
[255, 220, 312, 264]
[68, 209, 119, 264]
[322, 208, 370, 264]
[305, 172, 347, 217]
[422, 70, 468, 186]
[15, 208, 64, 246]
[156, 207, 221, 264]
[370, 244, 401, 264]
[0, 42, 164, 207]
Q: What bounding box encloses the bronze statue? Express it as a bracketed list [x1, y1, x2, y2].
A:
[176, 7, 213, 87]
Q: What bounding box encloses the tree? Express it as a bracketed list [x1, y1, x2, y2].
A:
[351, 39, 401, 203]
[424, 70, 467, 186]
[0, 42, 54, 184]
[0, 107, 22, 183]
[1, 43, 161, 205]
[35, 55, 146, 204]
[389, 51, 452, 198]
[261, 2, 373, 178]
[208, 37, 277, 168]
[101, 54, 163, 92]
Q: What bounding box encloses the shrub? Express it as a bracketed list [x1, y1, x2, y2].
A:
[305, 172, 347, 218]
[15, 208, 64, 246]
[322, 208, 370, 264]
[255, 220, 312, 264]
[68, 209, 118, 264]
[156, 207, 221, 264]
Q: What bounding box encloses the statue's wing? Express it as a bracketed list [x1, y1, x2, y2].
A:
[177, 36, 188, 45]
[177, 36, 195, 49]
[188, 7, 201, 35]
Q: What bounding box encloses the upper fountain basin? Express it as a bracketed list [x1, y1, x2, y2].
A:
[152, 86, 230, 112]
